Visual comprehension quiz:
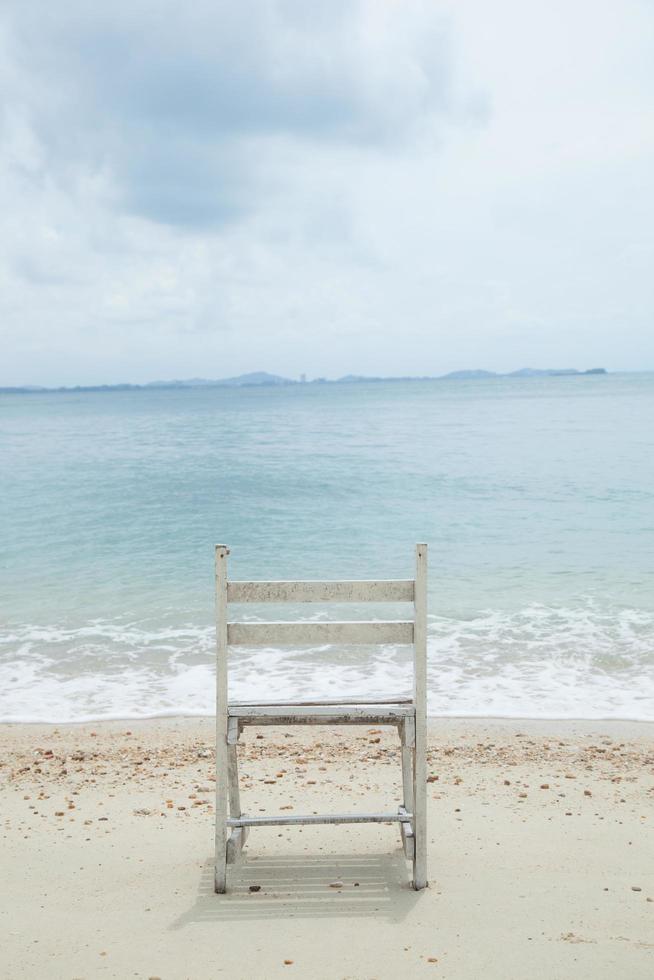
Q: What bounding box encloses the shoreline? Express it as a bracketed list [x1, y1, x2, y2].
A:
[3, 713, 654, 729]
[2, 716, 653, 978]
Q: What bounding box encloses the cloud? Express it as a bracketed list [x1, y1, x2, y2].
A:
[4, 0, 458, 228]
[2, 0, 652, 387]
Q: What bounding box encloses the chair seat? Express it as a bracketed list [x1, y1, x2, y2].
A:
[228, 698, 415, 725]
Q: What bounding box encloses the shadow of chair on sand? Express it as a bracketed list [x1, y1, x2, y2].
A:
[172, 849, 421, 927]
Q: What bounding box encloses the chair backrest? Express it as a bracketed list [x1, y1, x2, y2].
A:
[215, 544, 427, 708]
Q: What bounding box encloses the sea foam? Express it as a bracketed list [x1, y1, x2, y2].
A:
[2, 600, 653, 723]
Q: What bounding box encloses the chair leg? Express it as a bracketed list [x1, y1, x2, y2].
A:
[228, 744, 241, 818]
[225, 742, 249, 864]
[399, 720, 415, 860]
[400, 720, 415, 815]
[412, 726, 428, 890]
[214, 729, 228, 893]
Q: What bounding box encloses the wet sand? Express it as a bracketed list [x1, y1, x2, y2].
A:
[1, 718, 653, 979]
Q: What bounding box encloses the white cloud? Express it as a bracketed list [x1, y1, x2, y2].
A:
[0, 0, 653, 385]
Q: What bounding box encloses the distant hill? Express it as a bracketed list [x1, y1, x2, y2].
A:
[0, 367, 607, 393]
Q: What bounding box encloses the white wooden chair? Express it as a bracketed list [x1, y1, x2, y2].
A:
[214, 543, 428, 893]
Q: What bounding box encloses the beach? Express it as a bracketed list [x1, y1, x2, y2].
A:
[1, 718, 652, 979]
[4, 1, 654, 976]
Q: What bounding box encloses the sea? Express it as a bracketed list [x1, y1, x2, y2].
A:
[1, 372, 653, 723]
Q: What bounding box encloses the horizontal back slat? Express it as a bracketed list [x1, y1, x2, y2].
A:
[227, 620, 414, 646]
[227, 579, 414, 603]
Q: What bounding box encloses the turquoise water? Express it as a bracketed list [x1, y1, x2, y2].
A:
[1, 373, 653, 721]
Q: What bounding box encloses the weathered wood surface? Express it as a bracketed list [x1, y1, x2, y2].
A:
[398, 806, 415, 860]
[226, 716, 240, 745]
[412, 542, 428, 891]
[228, 704, 414, 722]
[233, 716, 406, 728]
[227, 812, 414, 828]
[401, 718, 416, 830]
[227, 744, 240, 817]
[228, 579, 414, 603]
[225, 825, 249, 864]
[402, 715, 416, 747]
[214, 544, 229, 894]
[229, 695, 413, 707]
[227, 620, 414, 646]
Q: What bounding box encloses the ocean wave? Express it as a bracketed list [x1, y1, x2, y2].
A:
[1, 600, 653, 722]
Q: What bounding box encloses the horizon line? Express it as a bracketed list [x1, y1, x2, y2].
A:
[0, 366, 621, 392]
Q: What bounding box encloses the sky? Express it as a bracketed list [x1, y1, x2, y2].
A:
[1, 0, 653, 386]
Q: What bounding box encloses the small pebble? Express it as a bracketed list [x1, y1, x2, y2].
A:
[329, 881, 344, 888]
[631, 886, 642, 892]
[540, 784, 549, 790]
[249, 885, 261, 892]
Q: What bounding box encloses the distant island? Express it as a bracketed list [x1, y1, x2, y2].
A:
[0, 367, 607, 393]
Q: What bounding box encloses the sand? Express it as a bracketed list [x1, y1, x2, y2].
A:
[1, 717, 653, 979]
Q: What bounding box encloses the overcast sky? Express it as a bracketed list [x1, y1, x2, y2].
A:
[1, 0, 653, 385]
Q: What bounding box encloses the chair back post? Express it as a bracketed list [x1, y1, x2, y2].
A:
[215, 544, 230, 717]
[413, 543, 428, 719]
[413, 542, 428, 889]
[214, 544, 230, 892]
